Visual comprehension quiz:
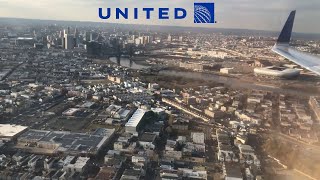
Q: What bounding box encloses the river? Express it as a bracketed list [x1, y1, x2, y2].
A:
[107, 57, 316, 96]
[159, 70, 317, 96]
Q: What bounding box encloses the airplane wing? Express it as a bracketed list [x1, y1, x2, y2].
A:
[272, 10, 320, 75]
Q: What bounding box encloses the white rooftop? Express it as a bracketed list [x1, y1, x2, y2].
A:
[65, 157, 89, 169]
[17, 37, 33, 40]
[125, 109, 146, 128]
[0, 124, 28, 138]
[79, 101, 95, 108]
[73, 157, 90, 169]
[63, 108, 80, 115]
[151, 107, 164, 113]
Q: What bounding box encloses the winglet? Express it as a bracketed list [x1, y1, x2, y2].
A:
[276, 10, 296, 44]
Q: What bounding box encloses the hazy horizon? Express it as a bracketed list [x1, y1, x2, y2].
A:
[0, 0, 320, 34]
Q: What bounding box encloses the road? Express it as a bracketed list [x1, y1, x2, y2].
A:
[162, 97, 212, 122]
[268, 155, 317, 180]
[272, 131, 320, 159]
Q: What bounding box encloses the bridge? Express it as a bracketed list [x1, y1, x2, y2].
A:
[162, 97, 213, 122]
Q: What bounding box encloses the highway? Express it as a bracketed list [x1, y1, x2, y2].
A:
[272, 131, 320, 159]
[162, 97, 212, 122]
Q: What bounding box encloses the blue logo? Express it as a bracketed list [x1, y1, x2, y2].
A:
[194, 3, 215, 23]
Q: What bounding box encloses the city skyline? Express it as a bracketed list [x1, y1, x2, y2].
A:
[0, 0, 320, 34]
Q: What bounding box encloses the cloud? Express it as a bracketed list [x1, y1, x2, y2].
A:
[0, 0, 319, 33]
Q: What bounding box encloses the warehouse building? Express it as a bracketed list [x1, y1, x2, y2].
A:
[125, 109, 147, 135]
[0, 124, 28, 142]
[17, 128, 115, 156]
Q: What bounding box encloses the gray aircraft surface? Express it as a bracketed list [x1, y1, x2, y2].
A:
[272, 10, 320, 75]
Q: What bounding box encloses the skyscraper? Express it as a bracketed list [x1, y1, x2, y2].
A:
[168, 34, 172, 42]
[61, 30, 66, 48]
[86, 41, 102, 56]
[64, 34, 74, 50]
[90, 32, 98, 42]
[59, 31, 64, 38]
[85, 32, 91, 42]
[74, 28, 79, 37]
[74, 28, 80, 47]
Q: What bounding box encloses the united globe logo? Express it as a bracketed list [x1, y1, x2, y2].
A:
[98, 2, 216, 24]
[194, 3, 215, 23]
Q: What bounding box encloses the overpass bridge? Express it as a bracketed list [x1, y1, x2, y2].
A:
[162, 97, 213, 123]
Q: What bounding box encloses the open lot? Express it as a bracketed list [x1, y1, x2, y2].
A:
[46, 116, 91, 132]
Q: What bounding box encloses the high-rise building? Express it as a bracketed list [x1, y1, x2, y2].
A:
[85, 32, 91, 42]
[151, 34, 156, 42]
[74, 28, 79, 37]
[168, 34, 172, 42]
[74, 28, 80, 47]
[86, 41, 102, 56]
[135, 38, 142, 45]
[144, 36, 150, 44]
[64, 27, 70, 34]
[46, 35, 51, 42]
[90, 32, 98, 42]
[64, 34, 75, 50]
[134, 36, 150, 46]
[59, 31, 64, 38]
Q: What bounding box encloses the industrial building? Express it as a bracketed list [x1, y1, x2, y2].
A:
[62, 108, 81, 116]
[15, 37, 35, 46]
[125, 109, 146, 134]
[0, 124, 28, 142]
[254, 66, 300, 79]
[17, 128, 115, 156]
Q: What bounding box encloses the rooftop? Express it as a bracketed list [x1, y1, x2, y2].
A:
[139, 133, 157, 142]
[125, 109, 146, 128]
[0, 124, 28, 138]
[94, 167, 116, 180]
[225, 163, 242, 178]
[17, 128, 115, 155]
[77, 101, 95, 108]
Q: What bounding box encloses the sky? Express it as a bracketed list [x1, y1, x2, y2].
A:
[0, 0, 319, 34]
